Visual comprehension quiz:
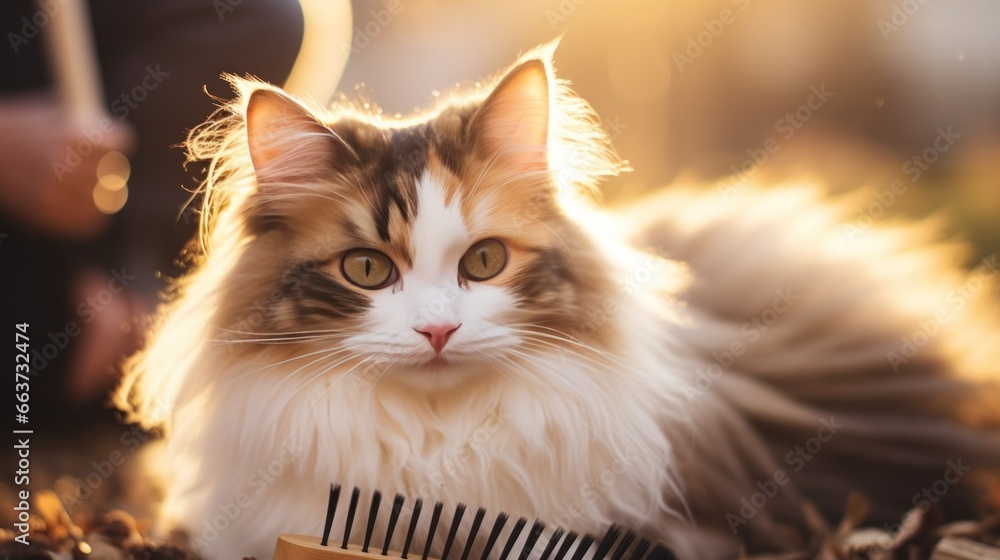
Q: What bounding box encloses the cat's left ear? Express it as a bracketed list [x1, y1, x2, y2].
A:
[245, 88, 345, 186]
[470, 59, 550, 171]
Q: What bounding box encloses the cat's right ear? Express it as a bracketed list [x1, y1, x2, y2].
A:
[245, 88, 347, 186]
[470, 59, 550, 172]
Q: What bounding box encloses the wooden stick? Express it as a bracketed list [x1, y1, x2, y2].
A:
[283, 0, 353, 104]
[40, 0, 105, 122]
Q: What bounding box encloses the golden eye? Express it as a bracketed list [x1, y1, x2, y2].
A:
[460, 238, 507, 281]
[341, 249, 396, 289]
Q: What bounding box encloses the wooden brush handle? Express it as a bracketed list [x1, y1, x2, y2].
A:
[274, 534, 439, 560]
[40, 0, 106, 122]
[282, 0, 352, 103]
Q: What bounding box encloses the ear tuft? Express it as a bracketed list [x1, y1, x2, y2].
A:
[471, 59, 550, 170]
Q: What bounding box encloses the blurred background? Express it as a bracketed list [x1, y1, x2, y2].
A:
[341, 0, 1000, 255]
[1, 0, 998, 545]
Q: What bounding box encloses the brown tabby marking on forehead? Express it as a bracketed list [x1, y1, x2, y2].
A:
[425, 104, 479, 179]
[324, 120, 430, 242]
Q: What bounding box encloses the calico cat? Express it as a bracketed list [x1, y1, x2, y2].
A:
[116, 42, 1000, 559]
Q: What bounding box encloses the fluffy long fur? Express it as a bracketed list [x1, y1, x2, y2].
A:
[117, 42, 1000, 560]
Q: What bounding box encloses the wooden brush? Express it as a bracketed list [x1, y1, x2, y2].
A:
[274, 485, 678, 560]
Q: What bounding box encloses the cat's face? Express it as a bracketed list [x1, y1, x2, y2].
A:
[218, 58, 619, 385]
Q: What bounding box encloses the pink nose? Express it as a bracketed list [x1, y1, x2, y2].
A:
[414, 323, 461, 353]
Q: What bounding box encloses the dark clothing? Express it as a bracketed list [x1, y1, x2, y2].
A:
[0, 0, 303, 429]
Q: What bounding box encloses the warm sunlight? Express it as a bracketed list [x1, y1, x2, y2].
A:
[2, 2, 998, 560]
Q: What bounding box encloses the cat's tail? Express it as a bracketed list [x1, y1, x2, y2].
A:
[624, 183, 1000, 550]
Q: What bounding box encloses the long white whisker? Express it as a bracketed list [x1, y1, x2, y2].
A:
[204, 334, 344, 345]
[271, 353, 366, 419]
[224, 347, 353, 384]
[214, 327, 345, 336]
[271, 350, 358, 391]
[493, 352, 564, 393]
[294, 356, 378, 428]
[508, 326, 629, 366]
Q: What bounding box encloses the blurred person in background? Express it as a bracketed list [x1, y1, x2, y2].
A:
[0, 0, 303, 438]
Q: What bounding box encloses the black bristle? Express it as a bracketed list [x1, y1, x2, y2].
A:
[315, 486, 668, 560]
[362, 490, 382, 552]
[610, 530, 637, 560]
[440, 504, 466, 560]
[593, 526, 622, 560]
[401, 498, 423, 559]
[646, 543, 677, 560]
[537, 528, 565, 560]
[569, 534, 596, 560]
[382, 495, 406, 556]
[421, 502, 445, 560]
[479, 512, 508, 560]
[517, 520, 545, 560]
[498, 517, 527, 560]
[628, 537, 652, 560]
[552, 531, 578, 560]
[459, 507, 487, 560]
[341, 487, 361, 549]
[320, 484, 341, 547]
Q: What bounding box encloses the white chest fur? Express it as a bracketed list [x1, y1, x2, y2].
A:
[158, 340, 681, 560]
